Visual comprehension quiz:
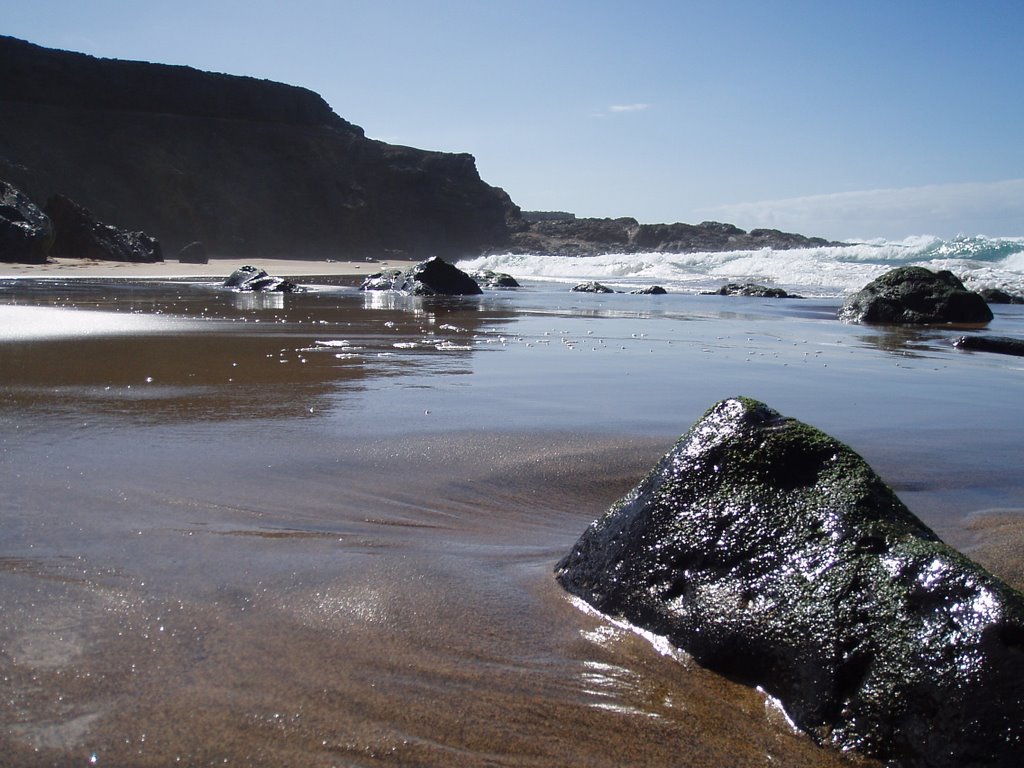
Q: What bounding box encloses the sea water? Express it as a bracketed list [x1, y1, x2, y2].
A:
[1, 258, 1023, 766]
[461, 234, 1024, 297]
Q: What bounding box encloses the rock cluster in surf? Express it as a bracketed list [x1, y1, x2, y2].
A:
[359, 256, 483, 296]
[556, 397, 1024, 767]
[703, 282, 802, 298]
[470, 269, 520, 289]
[570, 281, 615, 294]
[224, 265, 303, 293]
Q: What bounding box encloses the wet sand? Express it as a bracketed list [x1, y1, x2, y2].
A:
[1, 273, 1022, 766]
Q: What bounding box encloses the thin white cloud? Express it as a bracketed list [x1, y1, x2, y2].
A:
[608, 103, 650, 113]
[696, 179, 1024, 240]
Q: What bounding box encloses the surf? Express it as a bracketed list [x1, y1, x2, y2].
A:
[461, 234, 1024, 297]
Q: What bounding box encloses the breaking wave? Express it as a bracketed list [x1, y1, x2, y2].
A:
[460, 235, 1024, 297]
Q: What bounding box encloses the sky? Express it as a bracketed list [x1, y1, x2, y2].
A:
[4, 0, 1024, 240]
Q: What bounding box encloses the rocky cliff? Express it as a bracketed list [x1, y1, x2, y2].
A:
[0, 35, 518, 260]
[1, 36, 839, 263]
[502, 216, 839, 256]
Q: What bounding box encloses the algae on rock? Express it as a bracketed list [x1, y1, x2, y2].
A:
[556, 397, 1024, 767]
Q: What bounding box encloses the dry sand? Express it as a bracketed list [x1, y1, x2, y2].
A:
[0, 256, 420, 280]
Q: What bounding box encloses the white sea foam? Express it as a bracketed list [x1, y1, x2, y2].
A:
[461, 235, 1024, 297]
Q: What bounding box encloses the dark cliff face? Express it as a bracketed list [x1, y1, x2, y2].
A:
[0, 35, 519, 259]
[0, 34, 351, 129]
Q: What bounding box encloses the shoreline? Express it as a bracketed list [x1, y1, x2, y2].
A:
[0, 256, 421, 280]
[2, 265, 1023, 766]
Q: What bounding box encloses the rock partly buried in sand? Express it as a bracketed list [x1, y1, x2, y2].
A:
[555, 397, 1024, 767]
[570, 281, 615, 293]
[470, 269, 520, 288]
[953, 334, 1024, 357]
[44, 194, 163, 263]
[359, 256, 482, 296]
[0, 180, 52, 264]
[177, 241, 208, 265]
[703, 282, 801, 298]
[224, 265, 302, 292]
[839, 266, 992, 325]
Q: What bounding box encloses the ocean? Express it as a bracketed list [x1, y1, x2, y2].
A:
[1, 239, 1023, 766]
[461, 234, 1024, 297]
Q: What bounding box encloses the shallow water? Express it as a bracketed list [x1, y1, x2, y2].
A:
[1, 276, 1022, 766]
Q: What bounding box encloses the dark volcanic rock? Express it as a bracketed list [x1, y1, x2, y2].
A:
[704, 282, 800, 298]
[953, 334, 1024, 357]
[359, 256, 482, 296]
[499, 217, 839, 257]
[470, 269, 520, 288]
[840, 267, 993, 325]
[44, 194, 162, 263]
[224, 265, 302, 293]
[0, 35, 518, 260]
[570, 281, 615, 294]
[176, 241, 208, 264]
[628, 285, 668, 295]
[359, 269, 405, 292]
[978, 287, 1024, 304]
[0, 179, 51, 263]
[0, 36, 839, 262]
[555, 397, 1024, 767]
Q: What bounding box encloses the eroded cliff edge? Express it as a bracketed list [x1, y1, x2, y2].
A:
[0, 35, 518, 260]
[1, 36, 838, 262]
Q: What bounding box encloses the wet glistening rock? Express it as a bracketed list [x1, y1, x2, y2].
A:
[557, 397, 1024, 767]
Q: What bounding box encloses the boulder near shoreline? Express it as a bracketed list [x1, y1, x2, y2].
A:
[557, 397, 1024, 767]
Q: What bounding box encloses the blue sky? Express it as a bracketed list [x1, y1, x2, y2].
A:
[4, 0, 1023, 240]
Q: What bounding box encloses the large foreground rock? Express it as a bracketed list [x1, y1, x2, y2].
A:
[0, 179, 51, 263]
[45, 194, 162, 263]
[359, 256, 482, 296]
[840, 266, 992, 325]
[556, 397, 1024, 767]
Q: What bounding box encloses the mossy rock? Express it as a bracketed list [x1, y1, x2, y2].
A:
[556, 397, 1024, 767]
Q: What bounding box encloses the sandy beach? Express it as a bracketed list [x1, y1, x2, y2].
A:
[2, 266, 1022, 766]
[4, 7, 1022, 762]
[0, 256, 421, 280]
